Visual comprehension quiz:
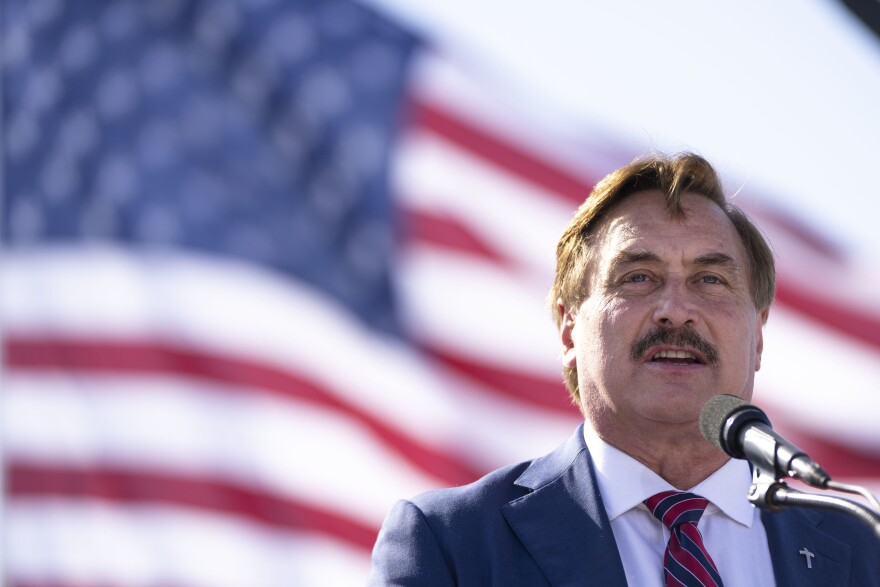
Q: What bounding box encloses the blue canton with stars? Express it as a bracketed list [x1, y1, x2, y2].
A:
[1, 0, 418, 334]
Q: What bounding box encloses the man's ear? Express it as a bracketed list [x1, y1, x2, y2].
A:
[558, 299, 577, 369]
[755, 307, 769, 371]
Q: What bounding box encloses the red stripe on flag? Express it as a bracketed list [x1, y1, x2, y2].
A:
[409, 98, 595, 204]
[753, 205, 843, 261]
[7, 462, 378, 552]
[4, 337, 483, 487]
[775, 282, 880, 350]
[401, 207, 511, 266]
[421, 342, 579, 416]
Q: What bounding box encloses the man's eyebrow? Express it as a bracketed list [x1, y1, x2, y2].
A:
[608, 249, 663, 272]
[605, 250, 743, 277]
[693, 252, 741, 272]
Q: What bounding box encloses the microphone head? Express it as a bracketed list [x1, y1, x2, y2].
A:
[700, 394, 771, 458]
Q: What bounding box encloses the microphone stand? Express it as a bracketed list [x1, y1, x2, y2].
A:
[748, 467, 880, 540]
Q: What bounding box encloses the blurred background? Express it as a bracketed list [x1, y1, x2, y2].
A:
[2, 0, 879, 584]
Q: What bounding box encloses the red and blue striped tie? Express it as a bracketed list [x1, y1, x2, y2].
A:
[644, 490, 724, 587]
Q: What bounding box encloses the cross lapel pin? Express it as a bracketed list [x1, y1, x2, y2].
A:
[798, 547, 815, 569]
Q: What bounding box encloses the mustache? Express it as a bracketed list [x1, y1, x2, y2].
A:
[630, 326, 719, 365]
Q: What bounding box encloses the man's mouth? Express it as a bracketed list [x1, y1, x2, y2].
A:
[649, 349, 704, 365]
[631, 326, 719, 366]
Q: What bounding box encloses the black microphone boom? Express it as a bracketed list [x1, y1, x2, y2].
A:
[700, 394, 831, 488]
[702, 395, 880, 538]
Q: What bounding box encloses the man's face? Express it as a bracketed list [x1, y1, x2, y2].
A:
[560, 190, 767, 436]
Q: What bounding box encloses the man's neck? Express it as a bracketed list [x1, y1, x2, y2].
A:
[590, 419, 729, 489]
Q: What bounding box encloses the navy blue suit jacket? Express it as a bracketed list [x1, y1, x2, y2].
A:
[369, 425, 880, 586]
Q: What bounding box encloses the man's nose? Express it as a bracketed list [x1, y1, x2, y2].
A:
[652, 278, 698, 328]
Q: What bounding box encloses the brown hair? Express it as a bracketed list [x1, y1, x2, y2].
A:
[549, 152, 775, 404]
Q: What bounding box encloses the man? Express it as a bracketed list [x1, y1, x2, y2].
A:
[368, 153, 879, 585]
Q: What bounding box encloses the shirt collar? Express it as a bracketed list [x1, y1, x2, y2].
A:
[583, 424, 756, 527]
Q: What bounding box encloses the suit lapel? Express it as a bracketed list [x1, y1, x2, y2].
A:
[501, 427, 627, 586]
[762, 507, 852, 585]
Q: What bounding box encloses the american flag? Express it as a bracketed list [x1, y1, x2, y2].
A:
[2, 1, 879, 585]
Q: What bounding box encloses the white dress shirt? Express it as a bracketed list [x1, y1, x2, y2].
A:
[584, 425, 777, 586]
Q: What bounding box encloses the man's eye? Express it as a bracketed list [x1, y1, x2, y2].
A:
[625, 273, 649, 283]
[700, 275, 722, 284]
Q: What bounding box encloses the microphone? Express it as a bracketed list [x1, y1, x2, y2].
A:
[700, 394, 831, 488]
